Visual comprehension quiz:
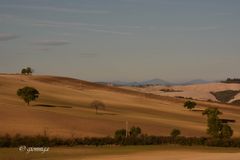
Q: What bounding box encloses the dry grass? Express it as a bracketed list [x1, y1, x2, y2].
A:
[1, 145, 240, 160]
[0, 74, 240, 138]
[123, 83, 240, 102]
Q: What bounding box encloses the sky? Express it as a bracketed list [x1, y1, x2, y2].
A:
[0, 0, 239, 82]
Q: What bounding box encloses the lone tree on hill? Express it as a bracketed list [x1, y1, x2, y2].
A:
[21, 67, 33, 75]
[170, 129, 181, 138]
[202, 108, 233, 139]
[17, 86, 39, 105]
[184, 101, 197, 110]
[90, 100, 105, 114]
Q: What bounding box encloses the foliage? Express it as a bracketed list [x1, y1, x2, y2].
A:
[202, 108, 233, 139]
[17, 86, 40, 105]
[21, 67, 33, 75]
[129, 126, 141, 137]
[170, 129, 181, 138]
[184, 101, 197, 110]
[0, 125, 237, 148]
[90, 100, 105, 114]
[221, 124, 233, 139]
[114, 129, 127, 139]
[2, 134, 240, 148]
[202, 108, 223, 138]
[221, 78, 240, 84]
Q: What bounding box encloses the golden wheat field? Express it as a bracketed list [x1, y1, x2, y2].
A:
[0, 74, 240, 138]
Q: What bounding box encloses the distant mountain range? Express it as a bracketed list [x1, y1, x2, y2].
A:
[97, 79, 217, 86]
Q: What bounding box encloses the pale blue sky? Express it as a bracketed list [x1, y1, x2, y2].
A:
[0, 0, 239, 82]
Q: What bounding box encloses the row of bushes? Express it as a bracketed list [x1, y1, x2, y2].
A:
[1, 134, 240, 148]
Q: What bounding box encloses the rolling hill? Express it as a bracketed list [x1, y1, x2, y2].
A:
[122, 83, 240, 102]
[0, 74, 240, 138]
[98, 79, 214, 86]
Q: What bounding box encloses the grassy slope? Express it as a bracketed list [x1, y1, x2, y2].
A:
[0, 74, 240, 138]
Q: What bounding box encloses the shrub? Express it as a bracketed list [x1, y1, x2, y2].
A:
[184, 101, 197, 110]
[1, 134, 240, 147]
[221, 124, 233, 139]
[170, 129, 181, 138]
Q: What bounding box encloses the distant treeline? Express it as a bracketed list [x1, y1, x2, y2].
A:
[1, 134, 240, 148]
[221, 78, 240, 84]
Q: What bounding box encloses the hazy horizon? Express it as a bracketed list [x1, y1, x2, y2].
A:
[0, 0, 239, 82]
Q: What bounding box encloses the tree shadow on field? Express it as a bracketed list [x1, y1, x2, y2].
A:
[34, 104, 72, 108]
[98, 112, 118, 116]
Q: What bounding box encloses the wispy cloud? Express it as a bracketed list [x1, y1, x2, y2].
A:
[85, 28, 132, 35]
[0, 14, 18, 19]
[183, 26, 218, 31]
[0, 33, 19, 41]
[32, 20, 133, 35]
[34, 40, 70, 46]
[32, 20, 104, 28]
[166, 26, 219, 32]
[33, 20, 146, 30]
[0, 4, 110, 14]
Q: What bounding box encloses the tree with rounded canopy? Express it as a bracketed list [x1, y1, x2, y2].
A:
[184, 101, 197, 110]
[21, 67, 33, 75]
[90, 100, 105, 114]
[170, 129, 181, 138]
[26, 67, 33, 75]
[129, 126, 141, 137]
[21, 68, 27, 75]
[114, 129, 127, 139]
[17, 86, 40, 105]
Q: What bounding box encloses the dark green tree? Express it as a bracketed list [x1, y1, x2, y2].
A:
[221, 124, 233, 139]
[170, 129, 181, 138]
[114, 129, 127, 139]
[129, 126, 141, 137]
[21, 67, 33, 75]
[202, 108, 222, 138]
[202, 108, 233, 139]
[26, 67, 33, 75]
[90, 100, 105, 114]
[17, 87, 40, 105]
[184, 101, 197, 110]
[21, 68, 27, 75]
